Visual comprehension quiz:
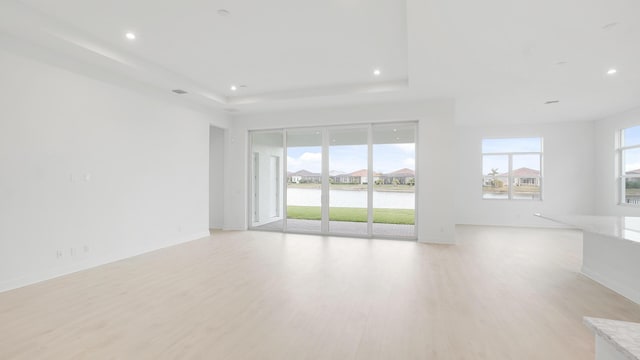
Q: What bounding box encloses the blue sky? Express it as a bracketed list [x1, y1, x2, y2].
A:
[622, 127, 640, 172]
[624, 126, 640, 147]
[287, 143, 415, 174]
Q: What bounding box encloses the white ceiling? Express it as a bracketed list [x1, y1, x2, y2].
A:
[1, 0, 639, 124]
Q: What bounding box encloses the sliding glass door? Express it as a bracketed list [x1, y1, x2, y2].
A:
[249, 122, 417, 239]
[285, 129, 323, 233]
[328, 127, 369, 236]
[372, 124, 416, 237]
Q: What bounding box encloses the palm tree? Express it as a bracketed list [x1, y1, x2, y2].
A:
[488, 168, 500, 188]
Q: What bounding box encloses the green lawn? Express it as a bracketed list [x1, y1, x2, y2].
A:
[287, 206, 414, 225]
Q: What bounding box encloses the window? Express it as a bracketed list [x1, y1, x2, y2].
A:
[618, 125, 640, 205]
[482, 137, 543, 200]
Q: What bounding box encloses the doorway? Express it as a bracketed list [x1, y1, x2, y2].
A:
[249, 122, 417, 239]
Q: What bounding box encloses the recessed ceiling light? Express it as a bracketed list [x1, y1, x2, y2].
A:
[125, 32, 136, 40]
[556, 61, 568, 66]
[172, 89, 188, 95]
[544, 100, 560, 105]
[393, 128, 397, 132]
[230, 85, 237, 91]
[607, 68, 618, 75]
[373, 68, 381, 76]
[217, 9, 231, 16]
[602, 22, 619, 30]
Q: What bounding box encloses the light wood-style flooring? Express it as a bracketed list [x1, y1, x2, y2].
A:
[1, 226, 639, 359]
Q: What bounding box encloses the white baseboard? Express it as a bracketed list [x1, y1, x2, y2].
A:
[581, 266, 640, 305]
[0, 231, 210, 294]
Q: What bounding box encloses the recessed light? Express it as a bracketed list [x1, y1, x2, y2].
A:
[602, 22, 619, 30]
[373, 68, 381, 76]
[607, 68, 618, 75]
[230, 85, 237, 91]
[393, 128, 397, 132]
[125, 32, 136, 40]
[556, 61, 568, 66]
[544, 100, 560, 105]
[217, 9, 231, 16]
[172, 89, 188, 95]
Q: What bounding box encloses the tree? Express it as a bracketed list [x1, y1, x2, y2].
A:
[488, 168, 500, 188]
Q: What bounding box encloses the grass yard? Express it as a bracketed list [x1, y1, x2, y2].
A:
[287, 206, 415, 225]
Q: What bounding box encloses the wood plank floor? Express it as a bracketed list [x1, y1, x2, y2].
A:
[1, 226, 639, 359]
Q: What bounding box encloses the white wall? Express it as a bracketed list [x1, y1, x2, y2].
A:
[0, 48, 226, 292]
[227, 100, 456, 243]
[594, 106, 640, 216]
[455, 121, 596, 227]
[209, 126, 226, 229]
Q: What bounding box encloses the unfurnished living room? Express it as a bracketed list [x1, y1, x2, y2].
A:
[1, 0, 640, 359]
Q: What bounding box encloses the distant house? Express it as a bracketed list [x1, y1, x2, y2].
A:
[332, 169, 382, 184]
[497, 167, 541, 186]
[288, 169, 321, 183]
[381, 168, 415, 185]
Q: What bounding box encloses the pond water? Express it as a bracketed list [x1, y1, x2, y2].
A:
[287, 188, 415, 209]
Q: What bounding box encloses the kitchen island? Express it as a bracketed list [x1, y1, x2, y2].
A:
[535, 213, 640, 304]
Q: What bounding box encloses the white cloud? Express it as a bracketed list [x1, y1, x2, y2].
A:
[300, 152, 322, 161]
[403, 158, 415, 168]
[287, 152, 322, 172]
[287, 155, 300, 168]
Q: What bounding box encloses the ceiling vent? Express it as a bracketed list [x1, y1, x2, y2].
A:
[172, 89, 188, 94]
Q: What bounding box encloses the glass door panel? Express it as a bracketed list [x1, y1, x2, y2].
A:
[250, 131, 284, 231]
[372, 124, 416, 237]
[286, 129, 323, 233]
[328, 127, 369, 235]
